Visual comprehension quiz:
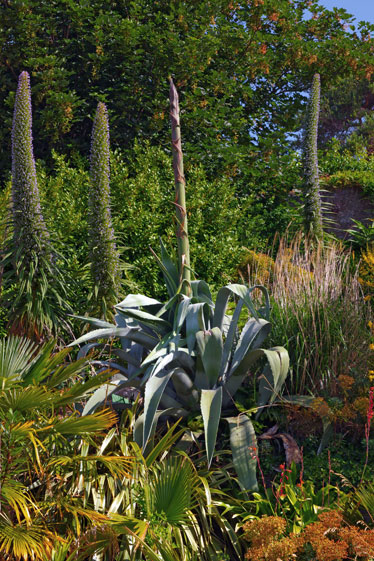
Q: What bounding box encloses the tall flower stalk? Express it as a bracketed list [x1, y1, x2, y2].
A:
[11, 71, 50, 261]
[169, 78, 190, 290]
[1, 71, 70, 339]
[88, 102, 120, 317]
[303, 73, 323, 239]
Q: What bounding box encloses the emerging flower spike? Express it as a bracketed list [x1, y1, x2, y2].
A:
[89, 102, 120, 316]
[303, 73, 323, 239]
[11, 71, 50, 260]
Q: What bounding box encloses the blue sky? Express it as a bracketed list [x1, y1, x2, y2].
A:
[319, 0, 374, 25]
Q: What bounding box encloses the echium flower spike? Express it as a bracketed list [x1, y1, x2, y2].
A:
[89, 102, 120, 317]
[303, 73, 323, 239]
[11, 71, 50, 258]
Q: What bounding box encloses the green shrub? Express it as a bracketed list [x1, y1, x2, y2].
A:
[29, 143, 249, 302]
[320, 137, 374, 195]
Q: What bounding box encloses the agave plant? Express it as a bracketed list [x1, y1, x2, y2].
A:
[70, 79, 289, 491]
[71, 246, 289, 491]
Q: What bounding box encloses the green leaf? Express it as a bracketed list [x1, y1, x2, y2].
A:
[201, 387, 222, 467]
[171, 368, 199, 408]
[69, 327, 157, 350]
[226, 415, 258, 491]
[173, 296, 192, 333]
[228, 318, 271, 378]
[257, 347, 289, 413]
[143, 366, 178, 449]
[152, 238, 179, 298]
[116, 294, 161, 308]
[144, 421, 184, 467]
[113, 308, 170, 334]
[213, 284, 270, 331]
[190, 280, 214, 305]
[151, 456, 198, 524]
[0, 336, 38, 380]
[70, 314, 115, 328]
[185, 303, 206, 352]
[196, 328, 223, 388]
[81, 374, 127, 415]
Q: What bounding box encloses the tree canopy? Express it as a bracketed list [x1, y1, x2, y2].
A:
[1, 0, 374, 181]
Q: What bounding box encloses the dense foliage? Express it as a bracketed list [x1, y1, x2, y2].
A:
[1, 0, 374, 183]
[2, 1, 374, 560]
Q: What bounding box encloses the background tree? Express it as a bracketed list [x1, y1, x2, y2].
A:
[0, 0, 374, 184]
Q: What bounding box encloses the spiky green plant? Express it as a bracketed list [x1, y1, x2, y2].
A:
[303, 73, 323, 239]
[1, 71, 70, 339]
[170, 78, 190, 291]
[88, 102, 121, 318]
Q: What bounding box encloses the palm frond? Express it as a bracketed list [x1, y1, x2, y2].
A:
[0, 385, 55, 413]
[0, 336, 38, 380]
[51, 409, 117, 435]
[150, 456, 199, 525]
[1, 479, 35, 523]
[48, 454, 132, 479]
[0, 514, 55, 561]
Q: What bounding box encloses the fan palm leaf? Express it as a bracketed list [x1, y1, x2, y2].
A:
[0, 514, 55, 560]
[0, 336, 38, 379]
[148, 456, 198, 525]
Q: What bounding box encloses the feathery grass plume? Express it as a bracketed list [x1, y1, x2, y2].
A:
[246, 234, 372, 396]
[1, 71, 71, 340]
[88, 102, 120, 317]
[169, 78, 190, 291]
[303, 73, 323, 239]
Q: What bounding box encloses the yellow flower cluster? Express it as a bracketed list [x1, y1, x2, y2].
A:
[359, 249, 374, 293]
[238, 249, 313, 287]
[337, 374, 354, 392]
[243, 517, 297, 561]
[244, 511, 374, 561]
[239, 250, 275, 285]
[310, 397, 331, 419]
